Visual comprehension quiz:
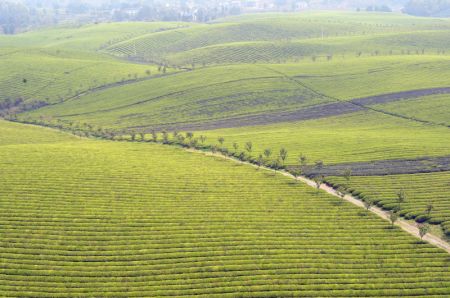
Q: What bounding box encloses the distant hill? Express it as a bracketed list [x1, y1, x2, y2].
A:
[403, 0, 450, 17]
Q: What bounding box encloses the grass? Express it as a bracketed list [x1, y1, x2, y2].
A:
[326, 172, 450, 236]
[1, 119, 450, 296]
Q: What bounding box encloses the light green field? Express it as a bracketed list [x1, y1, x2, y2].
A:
[22, 63, 327, 128]
[327, 172, 450, 236]
[168, 31, 450, 65]
[1, 120, 450, 297]
[0, 22, 190, 51]
[0, 49, 163, 105]
[372, 93, 450, 126]
[198, 111, 450, 165]
[104, 12, 450, 65]
[20, 55, 450, 129]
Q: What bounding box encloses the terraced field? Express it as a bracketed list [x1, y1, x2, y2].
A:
[20, 55, 450, 130]
[372, 93, 450, 127]
[327, 172, 450, 236]
[2, 10, 450, 296]
[1, 120, 450, 297]
[0, 49, 161, 106]
[104, 12, 450, 65]
[197, 110, 450, 165]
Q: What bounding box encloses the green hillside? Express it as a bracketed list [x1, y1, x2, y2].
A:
[1, 10, 450, 296]
[198, 110, 450, 165]
[1, 120, 450, 297]
[104, 12, 450, 65]
[20, 56, 450, 130]
[0, 22, 189, 51]
[0, 49, 163, 107]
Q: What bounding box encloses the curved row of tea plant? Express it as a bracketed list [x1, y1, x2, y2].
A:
[0, 120, 449, 297]
[326, 172, 450, 236]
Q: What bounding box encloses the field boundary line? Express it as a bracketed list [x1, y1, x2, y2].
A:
[261, 65, 450, 129]
[186, 148, 450, 254]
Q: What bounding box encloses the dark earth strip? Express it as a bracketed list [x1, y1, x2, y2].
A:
[136, 87, 450, 131]
[352, 87, 450, 105]
[138, 101, 363, 131]
[286, 155, 450, 177]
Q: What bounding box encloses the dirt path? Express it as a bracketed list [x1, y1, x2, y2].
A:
[187, 148, 450, 254]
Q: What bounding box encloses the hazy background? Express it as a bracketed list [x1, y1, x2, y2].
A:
[0, 0, 449, 34]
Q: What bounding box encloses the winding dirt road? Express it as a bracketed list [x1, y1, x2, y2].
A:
[188, 148, 450, 254]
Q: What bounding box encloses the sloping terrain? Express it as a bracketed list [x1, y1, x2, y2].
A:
[20, 56, 450, 130]
[1, 120, 450, 297]
[104, 12, 450, 65]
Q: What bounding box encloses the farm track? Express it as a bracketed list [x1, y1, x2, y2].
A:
[288, 155, 450, 177]
[136, 87, 450, 131]
[186, 148, 450, 254]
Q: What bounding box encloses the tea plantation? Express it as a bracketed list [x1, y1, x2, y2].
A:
[1, 120, 450, 297]
[1, 9, 450, 297]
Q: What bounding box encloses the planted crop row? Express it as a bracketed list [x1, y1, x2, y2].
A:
[326, 172, 450, 236]
[0, 120, 449, 296]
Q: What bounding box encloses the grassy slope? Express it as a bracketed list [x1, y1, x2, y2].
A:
[1, 120, 450, 296]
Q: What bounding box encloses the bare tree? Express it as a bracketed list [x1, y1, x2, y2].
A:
[245, 142, 253, 158]
[264, 148, 272, 161]
[343, 168, 352, 185]
[233, 142, 239, 153]
[363, 199, 373, 211]
[186, 132, 194, 140]
[279, 148, 288, 166]
[177, 134, 185, 144]
[199, 135, 207, 144]
[396, 189, 406, 208]
[189, 138, 198, 148]
[139, 132, 146, 142]
[418, 223, 429, 240]
[389, 211, 399, 228]
[313, 175, 324, 193]
[151, 130, 158, 142]
[257, 154, 264, 169]
[162, 131, 169, 144]
[211, 145, 218, 154]
[336, 186, 346, 200]
[218, 137, 225, 147]
[426, 204, 433, 216]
